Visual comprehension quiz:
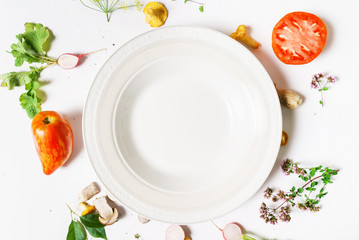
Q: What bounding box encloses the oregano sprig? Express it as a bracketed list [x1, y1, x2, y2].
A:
[260, 159, 339, 224]
[310, 73, 337, 107]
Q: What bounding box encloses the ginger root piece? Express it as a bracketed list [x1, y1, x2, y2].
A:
[143, 2, 168, 27]
[230, 25, 260, 49]
[78, 182, 100, 202]
[138, 215, 150, 224]
[281, 131, 289, 146]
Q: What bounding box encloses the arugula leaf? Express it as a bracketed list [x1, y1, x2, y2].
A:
[0, 67, 42, 90]
[66, 220, 86, 240]
[23, 23, 50, 55]
[80, 213, 105, 228]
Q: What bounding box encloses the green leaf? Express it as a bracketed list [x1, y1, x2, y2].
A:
[0, 67, 41, 90]
[241, 234, 257, 240]
[298, 188, 304, 193]
[303, 176, 309, 181]
[323, 87, 329, 91]
[310, 169, 316, 177]
[9, 35, 42, 67]
[80, 214, 107, 239]
[199, 5, 204, 12]
[19, 90, 41, 119]
[80, 213, 105, 228]
[311, 181, 318, 187]
[85, 226, 107, 239]
[184, 0, 189, 3]
[66, 220, 86, 240]
[319, 100, 323, 105]
[23, 23, 50, 55]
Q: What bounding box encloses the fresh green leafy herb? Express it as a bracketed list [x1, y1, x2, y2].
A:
[134, 233, 141, 239]
[260, 159, 339, 224]
[80, 0, 143, 22]
[67, 220, 87, 240]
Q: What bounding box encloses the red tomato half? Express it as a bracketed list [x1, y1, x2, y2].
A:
[272, 12, 327, 64]
[31, 111, 73, 175]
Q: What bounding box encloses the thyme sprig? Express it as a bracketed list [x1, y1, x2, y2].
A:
[80, 0, 142, 22]
[260, 159, 339, 224]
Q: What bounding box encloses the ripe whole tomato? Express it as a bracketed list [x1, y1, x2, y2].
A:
[31, 111, 73, 175]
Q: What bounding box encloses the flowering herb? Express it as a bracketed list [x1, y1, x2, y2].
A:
[260, 159, 339, 224]
[80, 0, 142, 22]
[184, 0, 204, 12]
[311, 73, 337, 107]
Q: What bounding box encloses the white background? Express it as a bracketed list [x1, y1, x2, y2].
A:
[1, 0, 358, 239]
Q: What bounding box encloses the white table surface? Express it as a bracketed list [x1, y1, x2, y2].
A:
[1, 1, 358, 239]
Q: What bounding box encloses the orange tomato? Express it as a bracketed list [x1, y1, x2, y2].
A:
[31, 111, 73, 175]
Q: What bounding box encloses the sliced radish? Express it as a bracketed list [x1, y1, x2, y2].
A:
[166, 224, 185, 240]
[57, 53, 80, 69]
[212, 222, 243, 240]
[222, 223, 242, 240]
[57, 48, 106, 69]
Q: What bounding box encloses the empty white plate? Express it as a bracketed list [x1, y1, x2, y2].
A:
[83, 26, 282, 223]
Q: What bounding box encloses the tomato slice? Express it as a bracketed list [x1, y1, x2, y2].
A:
[272, 12, 327, 64]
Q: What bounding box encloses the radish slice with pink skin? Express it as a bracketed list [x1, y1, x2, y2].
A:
[212, 222, 243, 240]
[166, 225, 185, 240]
[222, 223, 242, 240]
[57, 48, 106, 69]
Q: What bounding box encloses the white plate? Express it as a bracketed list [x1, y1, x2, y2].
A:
[83, 26, 282, 223]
